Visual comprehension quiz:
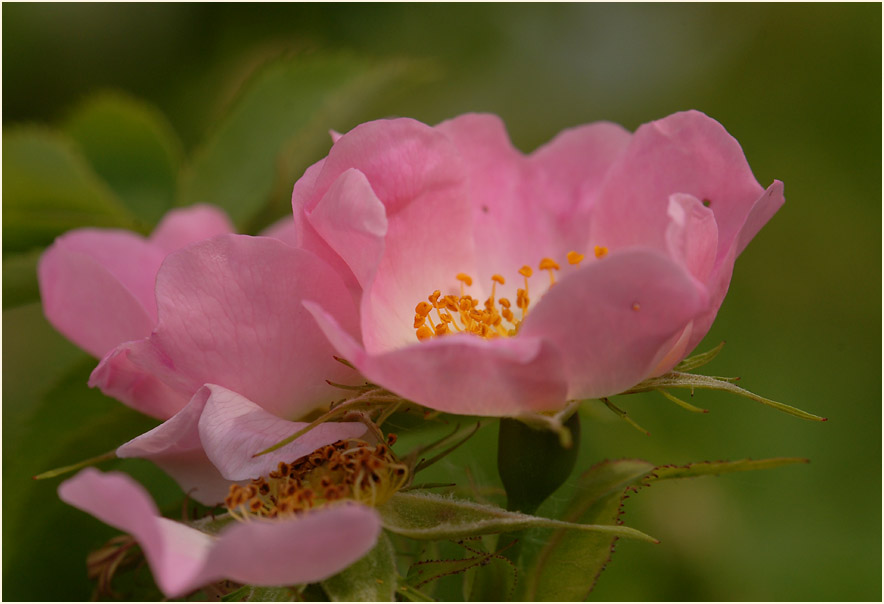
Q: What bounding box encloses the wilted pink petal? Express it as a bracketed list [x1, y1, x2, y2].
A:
[59, 468, 381, 598]
[91, 235, 360, 420]
[294, 111, 783, 415]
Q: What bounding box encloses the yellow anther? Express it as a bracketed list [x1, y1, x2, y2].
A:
[539, 258, 560, 271]
[415, 301, 433, 317]
[456, 273, 473, 286]
[594, 245, 608, 259]
[518, 266, 533, 278]
[428, 290, 441, 306]
[435, 323, 449, 335]
[498, 298, 511, 308]
[567, 251, 584, 265]
[631, 302, 641, 312]
[413, 314, 426, 329]
[492, 274, 505, 285]
[416, 325, 434, 340]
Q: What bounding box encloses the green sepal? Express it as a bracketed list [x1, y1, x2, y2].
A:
[497, 411, 580, 515]
[321, 532, 397, 601]
[377, 491, 657, 543]
[674, 341, 726, 371]
[624, 371, 826, 421]
[519, 456, 808, 601]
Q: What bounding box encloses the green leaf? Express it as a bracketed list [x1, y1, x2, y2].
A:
[520, 457, 808, 601]
[221, 585, 299, 602]
[2, 303, 161, 600]
[178, 52, 431, 229]
[624, 371, 827, 421]
[2, 128, 142, 253]
[322, 532, 397, 601]
[64, 91, 184, 225]
[2, 249, 42, 309]
[497, 412, 580, 515]
[378, 491, 657, 543]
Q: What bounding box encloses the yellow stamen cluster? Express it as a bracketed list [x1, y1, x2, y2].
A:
[224, 435, 407, 520]
[413, 248, 608, 342]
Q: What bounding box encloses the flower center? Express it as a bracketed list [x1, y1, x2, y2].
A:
[224, 435, 407, 520]
[413, 247, 607, 341]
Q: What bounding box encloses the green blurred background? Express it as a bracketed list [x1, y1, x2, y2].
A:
[3, 3, 880, 601]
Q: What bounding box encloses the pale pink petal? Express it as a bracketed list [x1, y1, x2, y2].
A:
[38, 230, 164, 358]
[116, 387, 232, 505]
[519, 249, 709, 399]
[96, 235, 361, 420]
[207, 502, 381, 588]
[297, 119, 476, 353]
[149, 204, 234, 254]
[90, 341, 191, 419]
[589, 110, 766, 261]
[258, 215, 300, 247]
[437, 114, 632, 282]
[665, 193, 719, 283]
[196, 384, 367, 481]
[735, 180, 785, 257]
[306, 169, 388, 290]
[305, 301, 568, 416]
[60, 469, 381, 598]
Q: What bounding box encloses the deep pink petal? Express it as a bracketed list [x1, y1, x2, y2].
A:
[589, 110, 766, 262]
[38, 230, 164, 357]
[149, 204, 234, 254]
[59, 469, 381, 598]
[305, 301, 568, 416]
[519, 249, 709, 399]
[116, 387, 232, 505]
[101, 235, 361, 420]
[196, 384, 367, 481]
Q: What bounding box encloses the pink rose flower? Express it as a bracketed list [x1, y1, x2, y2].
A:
[59, 468, 381, 599]
[292, 111, 784, 416]
[40, 208, 364, 504]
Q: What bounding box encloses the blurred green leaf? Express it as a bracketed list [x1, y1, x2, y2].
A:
[497, 412, 580, 515]
[221, 585, 299, 602]
[2, 128, 143, 253]
[378, 491, 656, 542]
[178, 52, 433, 230]
[322, 532, 397, 601]
[64, 91, 184, 225]
[2, 249, 42, 309]
[2, 303, 160, 601]
[521, 457, 808, 601]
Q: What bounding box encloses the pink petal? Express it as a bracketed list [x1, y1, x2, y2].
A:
[519, 249, 709, 399]
[90, 343, 190, 419]
[259, 215, 300, 247]
[59, 468, 381, 598]
[735, 180, 785, 257]
[297, 119, 476, 353]
[305, 301, 569, 416]
[589, 110, 766, 261]
[94, 235, 361, 420]
[116, 387, 232, 506]
[149, 204, 234, 255]
[38, 230, 164, 358]
[437, 114, 632, 282]
[665, 193, 719, 283]
[196, 384, 367, 481]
